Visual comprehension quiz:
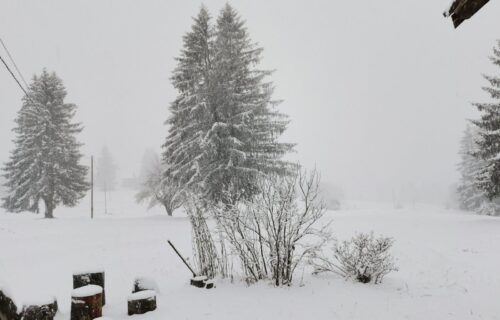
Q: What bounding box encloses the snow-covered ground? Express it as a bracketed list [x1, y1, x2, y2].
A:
[1, 190, 499, 320]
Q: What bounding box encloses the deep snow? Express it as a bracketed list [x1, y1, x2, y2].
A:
[0, 190, 499, 320]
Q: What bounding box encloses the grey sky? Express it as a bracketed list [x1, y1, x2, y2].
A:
[1, 0, 500, 204]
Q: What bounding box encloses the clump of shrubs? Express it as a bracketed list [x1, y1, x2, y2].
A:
[311, 232, 398, 284]
[213, 169, 330, 286]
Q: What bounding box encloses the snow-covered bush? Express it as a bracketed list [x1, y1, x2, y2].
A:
[311, 232, 397, 284]
[215, 168, 330, 286]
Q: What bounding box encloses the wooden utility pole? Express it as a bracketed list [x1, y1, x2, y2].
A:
[91, 156, 94, 219]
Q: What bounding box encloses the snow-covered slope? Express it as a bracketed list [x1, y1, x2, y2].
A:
[0, 191, 499, 320]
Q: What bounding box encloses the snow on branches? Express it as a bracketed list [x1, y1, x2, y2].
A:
[214, 168, 330, 286]
[470, 40, 500, 212]
[310, 232, 398, 284]
[163, 4, 294, 206]
[2, 70, 88, 218]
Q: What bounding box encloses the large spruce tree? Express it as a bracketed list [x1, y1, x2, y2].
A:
[163, 6, 213, 198]
[2, 70, 88, 218]
[163, 5, 294, 205]
[472, 40, 500, 201]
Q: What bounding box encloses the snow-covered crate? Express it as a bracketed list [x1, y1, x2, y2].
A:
[132, 277, 160, 293]
[127, 290, 156, 316]
[73, 269, 106, 305]
[19, 298, 58, 320]
[71, 285, 103, 320]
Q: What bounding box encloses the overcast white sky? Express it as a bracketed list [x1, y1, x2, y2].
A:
[1, 0, 500, 204]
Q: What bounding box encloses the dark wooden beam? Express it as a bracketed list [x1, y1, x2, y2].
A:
[444, 0, 490, 28]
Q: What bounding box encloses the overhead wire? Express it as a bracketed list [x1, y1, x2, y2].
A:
[0, 52, 28, 96]
[0, 37, 36, 104]
[0, 37, 28, 88]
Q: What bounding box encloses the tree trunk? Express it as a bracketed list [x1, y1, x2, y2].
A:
[43, 198, 54, 219]
[71, 285, 103, 320]
[44, 169, 56, 219]
[127, 290, 156, 316]
[163, 203, 172, 216]
[73, 271, 106, 305]
[104, 185, 107, 215]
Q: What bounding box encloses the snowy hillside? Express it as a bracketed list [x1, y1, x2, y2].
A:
[0, 190, 498, 320]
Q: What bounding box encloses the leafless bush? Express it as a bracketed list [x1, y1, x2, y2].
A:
[215, 168, 331, 286]
[311, 232, 397, 284]
[136, 156, 183, 216]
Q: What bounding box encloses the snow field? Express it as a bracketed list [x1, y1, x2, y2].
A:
[0, 191, 499, 319]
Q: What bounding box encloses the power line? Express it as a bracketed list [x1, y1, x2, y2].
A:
[0, 37, 28, 88]
[0, 52, 28, 96]
[0, 38, 36, 105]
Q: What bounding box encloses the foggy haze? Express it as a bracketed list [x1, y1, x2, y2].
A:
[1, 0, 500, 205]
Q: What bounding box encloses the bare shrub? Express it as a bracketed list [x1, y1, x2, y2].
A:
[215, 168, 330, 286]
[311, 232, 397, 284]
[136, 156, 183, 216]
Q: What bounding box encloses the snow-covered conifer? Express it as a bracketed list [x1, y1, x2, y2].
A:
[202, 4, 294, 203]
[472, 40, 500, 201]
[162, 6, 213, 199]
[2, 70, 88, 218]
[96, 146, 117, 214]
[138, 148, 159, 184]
[457, 125, 485, 211]
[96, 146, 117, 193]
[163, 5, 294, 205]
